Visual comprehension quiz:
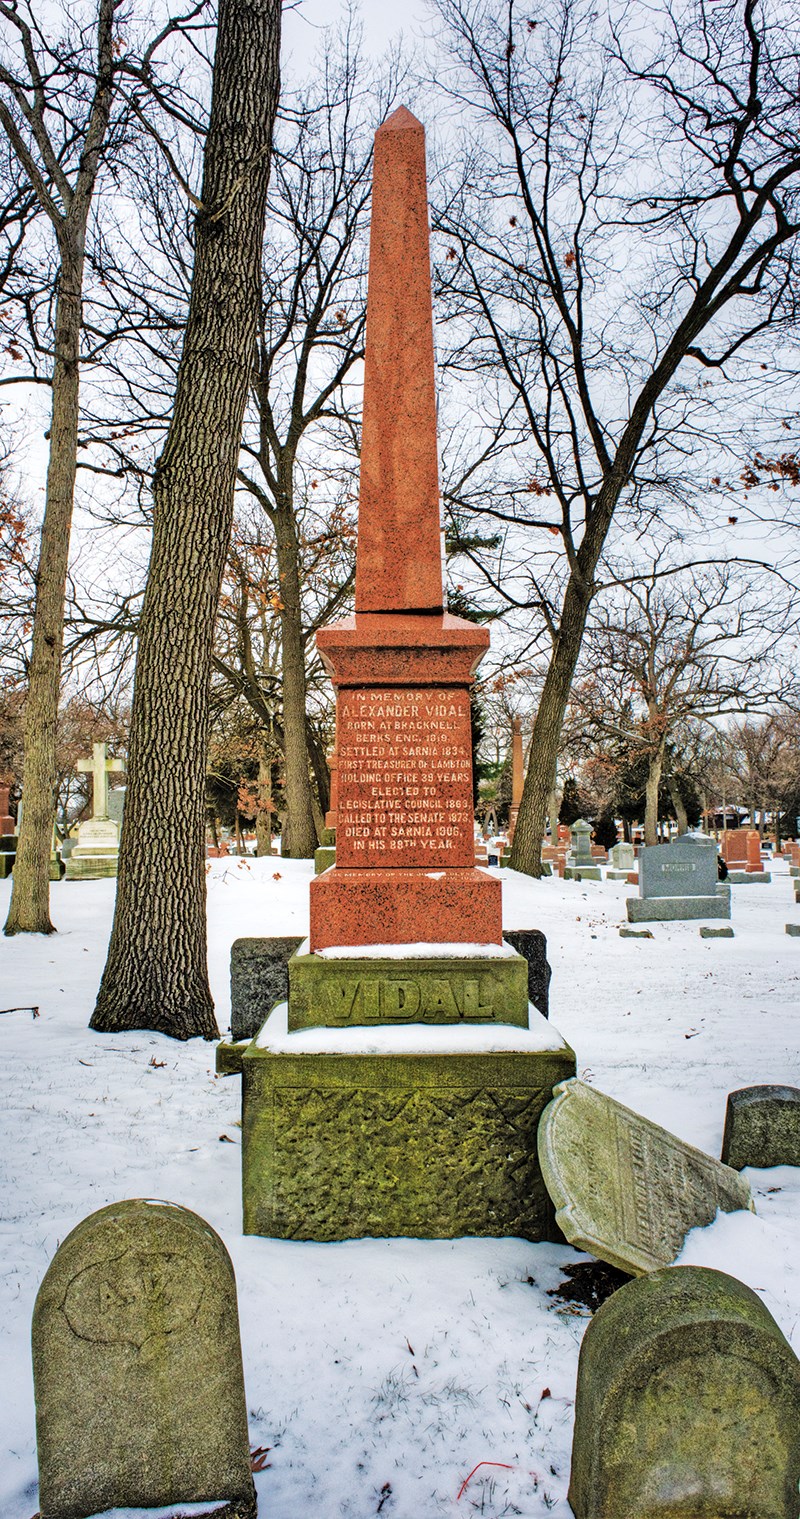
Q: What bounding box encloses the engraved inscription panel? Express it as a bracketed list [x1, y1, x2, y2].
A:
[538, 1079, 753, 1275]
[62, 1249, 203, 1347]
[336, 687, 474, 867]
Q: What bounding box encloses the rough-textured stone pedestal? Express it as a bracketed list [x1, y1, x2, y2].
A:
[242, 1004, 575, 1240]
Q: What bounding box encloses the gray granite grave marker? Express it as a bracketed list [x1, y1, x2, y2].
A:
[537, 1078, 752, 1275]
[231, 935, 305, 1041]
[721, 1084, 800, 1170]
[627, 832, 730, 922]
[569, 1264, 800, 1519]
[32, 1199, 256, 1519]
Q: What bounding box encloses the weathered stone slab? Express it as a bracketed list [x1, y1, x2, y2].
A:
[619, 926, 654, 939]
[288, 946, 529, 1030]
[216, 1038, 249, 1077]
[564, 864, 602, 880]
[569, 1264, 800, 1519]
[727, 868, 771, 883]
[721, 1085, 800, 1170]
[537, 1078, 752, 1275]
[609, 841, 635, 871]
[32, 1199, 256, 1519]
[627, 886, 730, 922]
[786, 923, 800, 937]
[242, 1009, 576, 1240]
[639, 833, 718, 898]
[699, 925, 734, 938]
[230, 934, 304, 1041]
[502, 929, 550, 1018]
[314, 845, 336, 874]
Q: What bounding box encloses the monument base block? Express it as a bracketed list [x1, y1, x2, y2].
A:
[287, 945, 530, 1030]
[627, 891, 731, 923]
[65, 849, 119, 881]
[309, 865, 502, 949]
[727, 869, 771, 883]
[564, 865, 602, 881]
[242, 1005, 576, 1241]
[314, 846, 336, 874]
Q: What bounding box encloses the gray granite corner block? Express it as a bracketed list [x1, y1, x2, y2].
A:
[786, 923, 800, 937]
[502, 929, 551, 1018]
[230, 935, 305, 1041]
[727, 869, 772, 883]
[700, 925, 734, 938]
[722, 1085, 800, 1170]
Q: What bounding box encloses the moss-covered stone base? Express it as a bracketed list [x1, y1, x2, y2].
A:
[288, 948, 530, 1030]
[65, 850, 119, 880]
[314, 846, 336, 874]
[242, 1035, 576, 1240]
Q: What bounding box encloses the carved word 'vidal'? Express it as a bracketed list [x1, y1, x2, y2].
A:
[326, 974, 500, 1023]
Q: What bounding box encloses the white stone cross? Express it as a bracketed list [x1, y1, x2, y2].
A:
[77, 742, 125, 820]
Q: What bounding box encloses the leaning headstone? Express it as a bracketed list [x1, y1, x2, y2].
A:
[627, 832, 730, 922]
[721, 1085, 800, 1170]
[564, 818, 601, 880]
[537, 1078, 752, 1275]
[569, 1264, 800, 1519]
[230, 934, 305, 1041]
[32, 1199, 256, 1519]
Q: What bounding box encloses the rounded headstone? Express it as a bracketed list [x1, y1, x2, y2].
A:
[569, 1264, 800, 1518]
[33, 1199, 256, 1519]
[721, 1084, 800, 1170]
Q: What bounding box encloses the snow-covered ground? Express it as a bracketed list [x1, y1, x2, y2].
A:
[1, 857, 798, 1519]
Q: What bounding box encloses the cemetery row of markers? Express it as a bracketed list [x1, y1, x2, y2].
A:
[31, 1077, 800, 1518]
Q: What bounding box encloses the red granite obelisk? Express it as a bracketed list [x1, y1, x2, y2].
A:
[310, 107, 501, 949]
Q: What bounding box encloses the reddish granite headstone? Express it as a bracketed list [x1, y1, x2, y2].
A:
[0, 784, 14, 837]
[310, 107, 500, 950]
[325, 744, 338, 833]
[721, 830, 748, 866]
[746, 829, 763, 873]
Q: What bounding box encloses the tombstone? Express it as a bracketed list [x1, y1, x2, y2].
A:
[32, 1199, 256, 1519]
[107, 784, 126, 826]
[537, 1078, 752, 1275]
[0, 781, 15, 836]
[568, 1264, 800, 1519]
[230, 934, 306, 1041]
[721, 828, 748, 866]
[65, 742, 125, 880]
[241, 107, 576, 1244]
[607, 840, 635, 880]
[627, 832, 730, 921]
[721, 1085, 800, 1170]
[507, 717, 524, 843]
[726, 825, 772, 883]
[564, 818, 601, 879]
[0, 782, 17, 877]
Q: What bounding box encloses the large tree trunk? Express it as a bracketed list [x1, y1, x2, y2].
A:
[274, 507, 318, 857]
[5, 237, 84, 935]
[644, 744, 666, 846]
[91, 0, 282, 1039]
[509, 576, 592, 876]
[668, 776, 689, 835]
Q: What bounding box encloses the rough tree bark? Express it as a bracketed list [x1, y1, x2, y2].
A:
[3, 0, 116, 934]
[273, 500, 319, 857]
[91, 0, 282, 1038]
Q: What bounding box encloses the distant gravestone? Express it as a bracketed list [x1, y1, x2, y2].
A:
[565, 818, 601, 880]
[537, 1078, 752, 1275]
[32, 1200, 256, 1519]
[231, 935, 305, 1041]
[608, 841, 634, 872]
[627, 833, 730, 922]
[721, 1085, 800, 1170]
[569, 1264, 800, 1519]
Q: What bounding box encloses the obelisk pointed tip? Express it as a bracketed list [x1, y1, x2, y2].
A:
[378, 104, 424, 135]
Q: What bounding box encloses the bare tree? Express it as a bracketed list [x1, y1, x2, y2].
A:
[91, 0, 282, 1040]
[1, 0, 211, 933]
[570, 557, 792, 843]
[430, 0, 800, 874]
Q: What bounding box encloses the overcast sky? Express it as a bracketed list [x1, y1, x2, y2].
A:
[284, 0, 432, 67]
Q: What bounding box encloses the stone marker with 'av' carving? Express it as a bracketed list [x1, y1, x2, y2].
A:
[32, 1200, 256, 1519]
[537, 1078, 753, 1275]
[569, 1264, 800, 1519]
